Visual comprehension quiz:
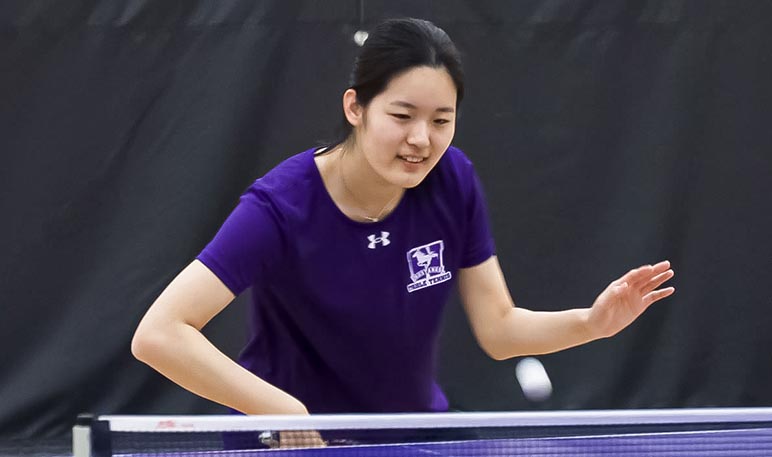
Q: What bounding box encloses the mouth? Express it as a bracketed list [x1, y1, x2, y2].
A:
[398, 155, 428, 164]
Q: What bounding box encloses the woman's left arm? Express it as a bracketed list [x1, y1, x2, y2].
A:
[458, 256, 675, 360]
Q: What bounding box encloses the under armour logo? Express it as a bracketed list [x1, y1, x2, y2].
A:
[368, 232, 390, 249]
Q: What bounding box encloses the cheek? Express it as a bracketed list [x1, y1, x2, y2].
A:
[432, 126, 455, 150]
[362, 119, 404, 153]
[369, 118, 404, 142]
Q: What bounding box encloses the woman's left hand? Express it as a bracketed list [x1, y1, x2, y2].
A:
[587, 260, 675, 339]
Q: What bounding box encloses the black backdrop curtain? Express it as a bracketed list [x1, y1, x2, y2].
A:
[1, 0, 771, 446]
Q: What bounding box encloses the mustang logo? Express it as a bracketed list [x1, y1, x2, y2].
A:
[412, 247, 438, 268]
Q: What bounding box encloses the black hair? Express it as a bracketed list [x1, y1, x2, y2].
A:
[323, 18, 464, 149]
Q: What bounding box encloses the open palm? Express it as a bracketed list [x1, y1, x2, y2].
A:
[588, 260, 675, 339]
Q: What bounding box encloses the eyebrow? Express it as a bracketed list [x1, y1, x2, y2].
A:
[389, 101, 456, 113]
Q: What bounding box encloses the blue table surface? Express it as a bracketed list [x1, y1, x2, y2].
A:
[125, 427, 772, 457]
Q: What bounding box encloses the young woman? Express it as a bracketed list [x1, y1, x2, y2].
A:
[132, 18, 674, 417]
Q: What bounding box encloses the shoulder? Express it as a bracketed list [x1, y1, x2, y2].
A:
[248, 148, 316, 194]
[424, 145, 480, 192]
[442, 145, 476, 173]
[240, 148, 318, 210]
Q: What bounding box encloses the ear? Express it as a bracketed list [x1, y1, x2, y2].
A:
[342, 89, 364, 127]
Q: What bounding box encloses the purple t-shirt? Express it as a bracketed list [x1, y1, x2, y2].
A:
[197, 146, 495, 413]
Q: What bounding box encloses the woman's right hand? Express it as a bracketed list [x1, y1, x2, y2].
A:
[278, 430, 327, 448]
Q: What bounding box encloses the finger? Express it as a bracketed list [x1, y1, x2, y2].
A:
[643, 286, 675, 306]
[650, 260, 671, 276]
[641, 269, 674, 294]
[620, 265, 654, 289]
[279, 430, 327, 449]
[630, 260, 672, 289]
[615, 265, 650, 286]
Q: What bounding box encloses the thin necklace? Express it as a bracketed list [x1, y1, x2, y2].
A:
[339, 150, 402, 223]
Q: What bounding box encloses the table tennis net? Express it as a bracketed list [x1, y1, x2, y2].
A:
[74, 409, 772, 457]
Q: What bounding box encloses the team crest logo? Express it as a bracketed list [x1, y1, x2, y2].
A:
[406, 240, 452, 293]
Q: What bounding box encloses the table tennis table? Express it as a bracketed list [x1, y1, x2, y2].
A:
[73, 408, 772, 456]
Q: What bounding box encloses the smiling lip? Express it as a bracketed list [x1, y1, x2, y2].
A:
[398, 155, 427, 164]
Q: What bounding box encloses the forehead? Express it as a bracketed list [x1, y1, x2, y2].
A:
[376, 66, 457, 110]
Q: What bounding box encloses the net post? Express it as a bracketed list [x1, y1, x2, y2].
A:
[72, 414, 94, 457]
[73, 413, 113, 457]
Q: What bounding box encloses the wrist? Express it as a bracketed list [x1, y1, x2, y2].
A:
[577, 308, 599, 342]
[242, 392, 308, 415]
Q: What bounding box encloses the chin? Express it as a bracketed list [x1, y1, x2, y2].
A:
[393, 173, 428, 189]
[380, 161, 435, 189]
[402, 177, 427, 189]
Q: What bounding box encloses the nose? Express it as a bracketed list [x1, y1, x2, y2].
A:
[406, 122, 430, 148]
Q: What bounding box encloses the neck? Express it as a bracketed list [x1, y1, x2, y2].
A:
[336, 144, 404, 221]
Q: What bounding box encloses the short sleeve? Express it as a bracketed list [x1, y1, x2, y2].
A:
[196, 188, 284, 296]
[460, 166, 496, 268]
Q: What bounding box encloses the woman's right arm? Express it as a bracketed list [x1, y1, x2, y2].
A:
[131, 259, 309, 415]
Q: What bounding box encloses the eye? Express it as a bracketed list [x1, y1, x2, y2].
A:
[390, 113, 411, 120]
[434, 119, 451, 125]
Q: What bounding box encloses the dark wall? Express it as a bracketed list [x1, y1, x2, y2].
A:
[1, 0, 771, 441]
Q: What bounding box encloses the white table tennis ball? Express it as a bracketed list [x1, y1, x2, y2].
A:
[516, 357, 553, 402]
[353, 30, 369, 46]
